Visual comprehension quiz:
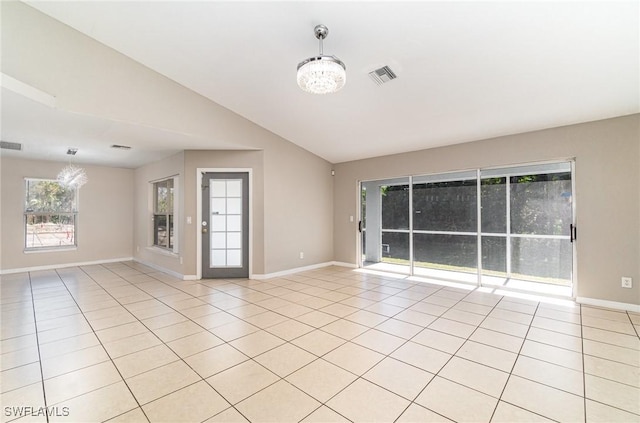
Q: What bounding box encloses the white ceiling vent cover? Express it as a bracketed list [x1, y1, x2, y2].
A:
[368, 66, 397, 85]
[0, 141, 22, 151]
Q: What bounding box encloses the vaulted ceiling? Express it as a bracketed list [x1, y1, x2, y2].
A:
[2, 1, 638, 167]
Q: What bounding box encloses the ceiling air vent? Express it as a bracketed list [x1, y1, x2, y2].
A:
[0, 141, 22, 151]
[110, 144, 132, 150]
[368, 66, 397, 85]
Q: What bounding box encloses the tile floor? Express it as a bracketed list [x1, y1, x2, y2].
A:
[1, 261, 639, 422]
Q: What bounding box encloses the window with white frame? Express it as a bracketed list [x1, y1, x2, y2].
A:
[153, 178, 174, 250]
[24, 178, 78, 250]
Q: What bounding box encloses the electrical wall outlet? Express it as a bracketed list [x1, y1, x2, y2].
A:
[621, 277, 633, 289]
[299, 252, 304, 259]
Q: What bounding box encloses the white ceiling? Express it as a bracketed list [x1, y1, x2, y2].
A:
[4, 1, 639, 166]
[0, 87, 246, 168]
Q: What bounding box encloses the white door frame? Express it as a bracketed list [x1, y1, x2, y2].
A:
[197, 168, 253, 280]
[570, 160, 578, 299]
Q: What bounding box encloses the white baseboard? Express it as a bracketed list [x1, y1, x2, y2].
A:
[0, 257, 134, 275]
[251, 261, 331, 280]
[576, 297, 640, 313]
[0, 257, 358, 280]
[251, 261, 358, 280]
[133, 258, 195, 281]
[331, 261, 358, 269]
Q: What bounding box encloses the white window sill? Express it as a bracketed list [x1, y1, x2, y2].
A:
[24, 247, 77, 254]
[146, 246, 179, 257]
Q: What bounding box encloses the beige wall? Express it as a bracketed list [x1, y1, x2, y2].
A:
[181, 147, 333, 277]
[262, 144, 334, 274]
[7, 3, 636, 307]
[334, 115, 640, 305]
[183, 150, 265, 276]
[0, 157, 134, 271]
[134, 148, 334, 278]
[133, 152, 185, 275]
[2, 2, 294, 156]
[4, 2, 335, 278]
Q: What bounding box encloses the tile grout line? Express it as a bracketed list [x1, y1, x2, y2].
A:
[387, 288, 504, 422]
[461, 295, 518, 420]
[495, 301, 613, 421]
[26, 272, 50, 423]
[582, 306, 640, 419]
[425, 290, 588, 418]
[12, 262, 636, 422]
[427, 290, 509, 422]
[122, 262, 387, 420]
[66, 267, 240, 415]
[114, 262, 275, 422]
[625, 310, 640, 339]
[580, 303, 587, 423]
[53, 268, 153, 423]
[102, 263, 310, 419]
[489, 299, 546, 423]
[141, 265, 436, 420]
[502, 322, 640, 417]
[188, 268, 404, 420]
[129, 266, 591, 421]
[85, 264, 246, 420]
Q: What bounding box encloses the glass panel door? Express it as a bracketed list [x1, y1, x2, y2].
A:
[480, 176, 508, 284]
[480, 162, 574, 293]
[361, 177, 410, 274]
[509, 168, 573, 284]
[202, 172, 249, 278]
[412, 171, 478, 283]
[210, 179, 243, 268]
[358, 161, 574, 297]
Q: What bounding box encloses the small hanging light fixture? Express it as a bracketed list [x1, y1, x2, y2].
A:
[57, 148, 88, 189]
[297, 24, 346, 94]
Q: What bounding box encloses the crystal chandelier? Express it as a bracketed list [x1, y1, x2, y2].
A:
[57, 148, 88, 189]
[57, 164, 88, 188]
[297, 25, 346, 94]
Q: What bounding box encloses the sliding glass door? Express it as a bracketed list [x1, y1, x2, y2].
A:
[361, 178, 411, 274]
[359, 161, 575, 296]
[412, 171, 478, 283]
[480, 176, 508, 281]
[481, 163, 573, 291]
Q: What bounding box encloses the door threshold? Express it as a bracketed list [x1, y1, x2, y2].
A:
[359, 263, 573, 300]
